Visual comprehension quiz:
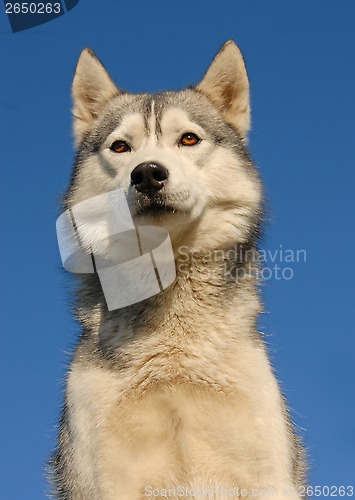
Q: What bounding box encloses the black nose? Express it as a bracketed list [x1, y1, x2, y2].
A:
[130, 162, 169, 194]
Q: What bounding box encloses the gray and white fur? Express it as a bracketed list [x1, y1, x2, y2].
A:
[49, 41, 307, 499]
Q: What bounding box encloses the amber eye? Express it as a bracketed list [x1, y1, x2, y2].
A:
[110, 140, 131, 153]
[179, 132, 201, 147]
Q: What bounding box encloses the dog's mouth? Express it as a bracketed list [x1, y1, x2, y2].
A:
[134, 195, 177, 218]
[136, 203, 176, 217]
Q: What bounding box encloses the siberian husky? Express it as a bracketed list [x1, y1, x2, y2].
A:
[50, 41, 306, 499]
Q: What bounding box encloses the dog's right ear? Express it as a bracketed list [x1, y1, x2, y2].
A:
[72, 48, 119, 145]
[196, 41, 250, 140]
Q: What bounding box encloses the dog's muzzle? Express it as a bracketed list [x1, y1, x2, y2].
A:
[131, 162, 169, 194]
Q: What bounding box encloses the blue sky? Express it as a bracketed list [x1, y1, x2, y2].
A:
[1, 1, 355, 498]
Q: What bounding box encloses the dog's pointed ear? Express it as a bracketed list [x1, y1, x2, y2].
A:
[72, 48, 119, 145]
[196, 40, 250, 139]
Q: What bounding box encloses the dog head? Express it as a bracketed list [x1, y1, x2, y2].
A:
[66, 41, 262, 251]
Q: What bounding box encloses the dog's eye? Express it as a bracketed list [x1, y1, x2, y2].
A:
[179, 133, 201, 147]
[110, 140, 131, 153]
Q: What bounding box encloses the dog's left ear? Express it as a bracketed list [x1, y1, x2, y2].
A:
[197, 40, 250, 139]
[72, 48, 119, 145]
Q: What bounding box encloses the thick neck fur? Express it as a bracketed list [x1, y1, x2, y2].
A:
[74, 243, 263, 379]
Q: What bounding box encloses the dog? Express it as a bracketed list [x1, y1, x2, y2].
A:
[50, 41, 307, 499]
